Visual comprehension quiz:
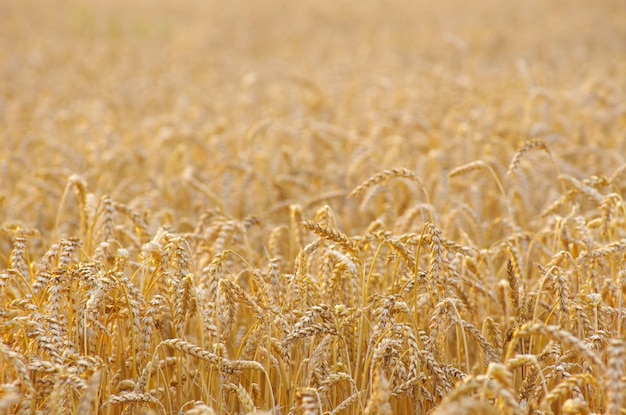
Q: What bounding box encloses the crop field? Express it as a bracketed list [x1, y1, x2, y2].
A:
[1, 0, 626, 414]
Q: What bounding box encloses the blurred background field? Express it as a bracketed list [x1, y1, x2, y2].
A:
[2, 0, 625, 237]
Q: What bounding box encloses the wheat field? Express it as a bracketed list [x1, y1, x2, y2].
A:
[1, 0, 626, 414]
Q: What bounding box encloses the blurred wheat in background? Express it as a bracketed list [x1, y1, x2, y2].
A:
[1, 0, 626, 414]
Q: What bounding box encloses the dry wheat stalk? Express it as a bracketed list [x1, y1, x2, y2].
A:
[485, 363, 522, 415]
[282, 323, 338, 349]
[268, 224, 289, 260]
[329, 391, 364, 415]
[448, 160, 517, 229]
[559, 174, 604, 205]
[448, 160, 491, 178]
[536, 264, 571, 324]
[296, 388, 320, 415]
[505, 259, 522, 320]
[599, 193, 621, 240]
[383, 236, 413, 264]
[507, 323, 604, 372]
[394, 324, 421, 388]
[507, 139, 551, 177]
[562, 398, 591, 415]
[436, 374, 520, 415]
[0, 342, 34, 415]
[608, 164, 626, 186]
[151, 339, 267, 379]
[605, 338, 626, 415]
[484, 317, 503, 356]
[54, 174, 88, 238]
[432, 396, 499, 415]
[100, 195, 115, 242]
[302, 220, 356, 253]
[183, 401, 217, 415]
[0, 383, 21, 414]
[540, 373, 598, 411]
[221, 278, 266, 319]
[349, 168, 423, 199]
[318, 372, 354, 394]
[458, 320, 500, 364]
[364, 367, 392, 415]
[309, 334, 332, 387]
[418, 349, 452, 397]
[313, 204, 337, 229]
[104, 392, 166, 414]
[9, 235, 29, 281]
[225, 383, 255, 414]
[290, 204, 304, 254]
[371, 338, 402, 377]
[427, 223, 446, 300]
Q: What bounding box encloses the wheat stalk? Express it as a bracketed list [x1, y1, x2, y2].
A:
[507, 139, 551, 177]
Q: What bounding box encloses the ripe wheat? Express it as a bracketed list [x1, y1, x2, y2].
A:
[1, 0, 625, 413]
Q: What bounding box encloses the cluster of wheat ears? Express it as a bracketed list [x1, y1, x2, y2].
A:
[1, 142, 626, 415]
[2, 0, 626, 414]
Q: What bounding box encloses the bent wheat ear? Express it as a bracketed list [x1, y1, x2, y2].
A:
[448, 160, 515, 229]
[507, 139, 551, 177]
[349, 167, 433, 221]
[448, 160, 490, 178]
[609, 164, 626, 186]
[302, 220, 356, 252]
[349, 167, 423, 199]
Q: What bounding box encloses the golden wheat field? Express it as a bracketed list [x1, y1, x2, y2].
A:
[1, 0, 626, 414]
